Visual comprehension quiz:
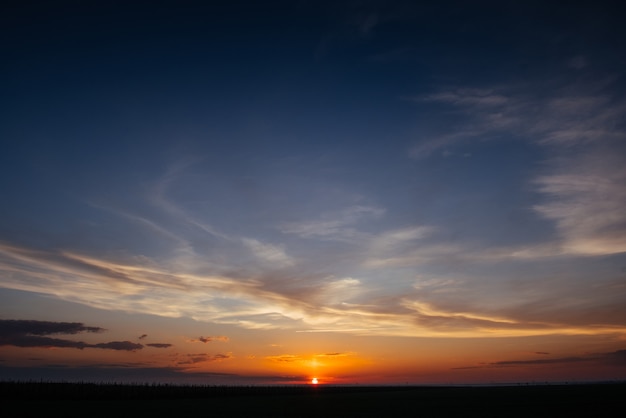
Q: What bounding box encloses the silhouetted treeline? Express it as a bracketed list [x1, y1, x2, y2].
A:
[0, 381, 418, 400]
[1, 380, 625, 401]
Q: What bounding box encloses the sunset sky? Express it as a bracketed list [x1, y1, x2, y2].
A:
[1, 0, 625, 385]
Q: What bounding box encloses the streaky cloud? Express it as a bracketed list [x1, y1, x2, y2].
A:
[0, 319, 104, 336]
[0, 319, 143, 351]
[454, 349, 626, 370]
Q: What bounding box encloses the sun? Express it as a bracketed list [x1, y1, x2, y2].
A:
[311, 377, 319, 385]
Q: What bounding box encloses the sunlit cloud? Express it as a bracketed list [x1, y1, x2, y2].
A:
[2, 0, 624, 387]
[176, 352, 233, 366]
[265, 352, 355, 364]
[2, 238, 625, 339]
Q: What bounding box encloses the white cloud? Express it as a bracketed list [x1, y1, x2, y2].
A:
[242, 238, 295, 267]
[533, 156, 626, 256]
[2, 240, 625, 338]
[369, 226, 434, 252]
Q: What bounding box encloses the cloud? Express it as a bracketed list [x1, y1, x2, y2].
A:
[193, 336, 229, 343]
[91, 341, 144, 351]
[454, 349, 626, 370]
[408, 87, 520, 159]
[0, 319, 143, 351]
[2, 239, 626, 339]
[0, 364, 298, 385]
[421, 89, 509, 107]
[0, 319, 104, 336]
[265, 352, 354, 364]
[177, 352, 233, 365]
[315, 352, 353, 358]
[265, 354, 302, 363]
[145, 343, 172, 348]
[363, 243, 461, 268]
[409, 80, 626, 158]
[138, 334, 148, 340]
[602, 349, 626, 366]
[369, 226, 434, 252]
[533, 153, 626, 256]
[279, 205, 385, 242]
[408, 78, 626, 260]
[242, 238, 294, 267]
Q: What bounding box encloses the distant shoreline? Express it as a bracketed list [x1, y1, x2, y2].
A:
[2, 380, 624, 399]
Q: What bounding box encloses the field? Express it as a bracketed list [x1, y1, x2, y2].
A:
[1, 381, 623, 417]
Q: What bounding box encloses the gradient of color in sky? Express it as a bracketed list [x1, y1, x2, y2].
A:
[1, 0, 626, 385]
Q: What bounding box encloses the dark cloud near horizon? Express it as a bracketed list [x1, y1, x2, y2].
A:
[196, 336, 229, 343]
[0, 364, 297, 385]
[138, 334, 147, 340]
[0, 319, 104, 336]
[177, 353, 233, 365]
[146, 343, 172, 348]
[0, 319, 142, 351]
[601, 349, 626, 366]
[92, 341, 144, 351]
[454, 349, 626, 370]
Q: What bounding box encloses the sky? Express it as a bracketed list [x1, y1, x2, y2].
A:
[1, 0, 625, 385]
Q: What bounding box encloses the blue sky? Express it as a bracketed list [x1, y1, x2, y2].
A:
[1, 0, 625, 384]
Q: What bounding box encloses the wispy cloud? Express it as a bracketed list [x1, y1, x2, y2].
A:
[533, 155, 626, 256]
[409, 80, 626, 158]
[279, 205, 385, 242]
[265, 352, 355, 364]
[369, 226, 435, 251]
[408, 78, 626, 260]
[454, 349, 626, 370]
[242, 238, 295, 268]
[421, 89, 509, 107]
[0, 319, 104, 336]
[2, 239, 625, 338]
[363, 243, 460, 268]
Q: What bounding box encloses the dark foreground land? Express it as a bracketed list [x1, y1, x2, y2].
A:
[1, 381, 624, 417]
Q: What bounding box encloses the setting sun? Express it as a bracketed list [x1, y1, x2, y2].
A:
[311, 378, 319, 385]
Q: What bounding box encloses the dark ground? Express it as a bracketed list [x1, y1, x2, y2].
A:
[1, 382, 623, 417]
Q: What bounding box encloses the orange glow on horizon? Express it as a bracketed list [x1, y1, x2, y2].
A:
[311, 377, 319, 385]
